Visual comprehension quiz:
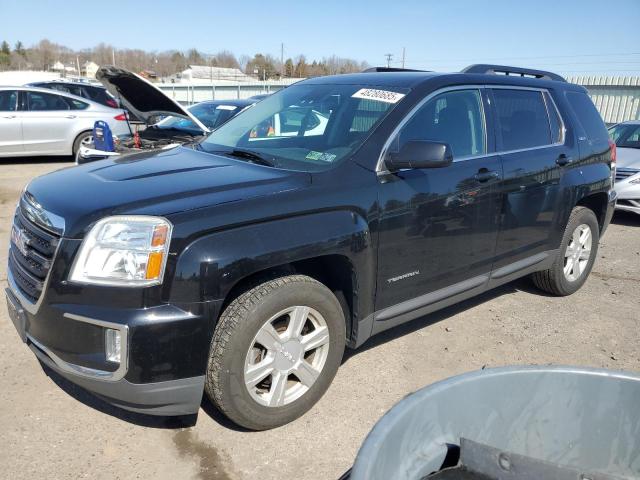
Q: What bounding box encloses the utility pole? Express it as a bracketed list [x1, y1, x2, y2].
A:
[402, 47, 406, 69]
[281, 43, 284, 77]
[385, 53, 393, 68]
[112, 49, 115, 66]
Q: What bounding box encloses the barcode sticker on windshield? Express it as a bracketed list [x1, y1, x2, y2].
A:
[352, 88, 405, 104]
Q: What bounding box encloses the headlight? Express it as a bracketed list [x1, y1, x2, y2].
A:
[70, 216, 172, 286]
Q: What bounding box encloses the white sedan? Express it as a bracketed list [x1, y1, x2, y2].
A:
[0, 86, 130, 158]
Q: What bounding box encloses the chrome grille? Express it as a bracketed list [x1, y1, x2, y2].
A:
[8, 207, 60, 303]
[615, 167, 640, 182]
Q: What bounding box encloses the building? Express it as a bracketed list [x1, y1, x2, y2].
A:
[81, 61, 100, 79]
[168, 65, 254, 84]
[569, 75, 640, 124]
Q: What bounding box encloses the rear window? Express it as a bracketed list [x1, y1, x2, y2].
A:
[566, 91, 608, 144]
[493, 89, 551, 151]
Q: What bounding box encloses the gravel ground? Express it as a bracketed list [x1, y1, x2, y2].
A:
[1, 158, 639, 480]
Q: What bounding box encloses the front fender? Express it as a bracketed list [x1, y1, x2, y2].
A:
[168, 210, 374, 308]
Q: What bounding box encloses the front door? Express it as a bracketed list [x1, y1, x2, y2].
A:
[376, 88, 502, 312]
[0, 90, 23, 155]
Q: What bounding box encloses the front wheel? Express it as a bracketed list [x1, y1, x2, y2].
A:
[205, 275, 346, 430]
[531, 206, 599, 296]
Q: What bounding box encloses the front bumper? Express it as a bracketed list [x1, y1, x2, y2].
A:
[5, 273, 219, 416]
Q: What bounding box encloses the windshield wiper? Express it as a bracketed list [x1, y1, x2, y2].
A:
[224, 149, 276, 167]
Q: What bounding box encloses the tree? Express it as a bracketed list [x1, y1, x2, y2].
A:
[284, 58, 294, 77]
[186, 48, 205, 65]
[14, 41, 26, 57]
[212, 50, 240, 69]
[294, 55, 307, 78]
[245, 53, 278, 79]
[1, 41, 10, 56]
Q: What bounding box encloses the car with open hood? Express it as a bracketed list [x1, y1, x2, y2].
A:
[76, 66, 257, 164]
[6, 64, 617, 430]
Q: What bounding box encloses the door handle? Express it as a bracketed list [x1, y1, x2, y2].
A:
[475, 169, 499, 182]
[64, 115, 77, 119]
[556, 153, 573, 166]
[1, 115, 17, 119]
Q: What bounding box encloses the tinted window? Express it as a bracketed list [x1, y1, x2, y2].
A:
[566, 91, 609, 144]
[27, 91, 71, 111]
[68, 98, 89, 110]
[493, 89, 551, 150]
[608, 124, 640, 149]
[544, 92, 564, 143]
[0, 90, 18, 111]
[393, 89, 486, 158]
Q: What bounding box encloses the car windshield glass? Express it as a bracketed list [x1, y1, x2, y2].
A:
[609, 124, 640, 149]
[200, 83, 409, 172]
[154, 102, 241, 133]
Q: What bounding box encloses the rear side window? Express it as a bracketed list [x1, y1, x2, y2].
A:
[566, 91, 608, 144]
[0, 90, 18, 111]
[68, 98, 89, 110]
[492, 89, 551, 151]
[27, 91, 71, 111]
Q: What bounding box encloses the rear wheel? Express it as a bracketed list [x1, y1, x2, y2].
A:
[531, 206, 599, 296]
[205, 275, 346, 430]
[72, 131, 93, 161]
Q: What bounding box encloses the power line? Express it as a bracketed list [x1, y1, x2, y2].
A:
[398, 52, 640, 64]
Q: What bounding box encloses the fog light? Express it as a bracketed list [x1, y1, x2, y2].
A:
[105, 329, 121, 363]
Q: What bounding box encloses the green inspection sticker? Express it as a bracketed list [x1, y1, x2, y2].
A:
[306, 151, 337, 162]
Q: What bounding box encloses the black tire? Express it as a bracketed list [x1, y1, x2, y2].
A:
[531, 206, 599, 296]
[205, 274, 346, 430]
[72, 131, 93, 160]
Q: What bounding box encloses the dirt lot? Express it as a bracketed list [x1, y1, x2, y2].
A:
[1, 158, 639, 480]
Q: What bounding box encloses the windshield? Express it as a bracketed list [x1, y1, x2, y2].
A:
[155, 102, 245, 133]
[200, 83, 408, 171]
[609, 123, 640, 149]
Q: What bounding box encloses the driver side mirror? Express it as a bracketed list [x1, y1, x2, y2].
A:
[386, 140, 453, 171]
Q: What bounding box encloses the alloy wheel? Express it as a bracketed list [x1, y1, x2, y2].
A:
[563, 223, 592, 282]
[244, 306, 330, 407]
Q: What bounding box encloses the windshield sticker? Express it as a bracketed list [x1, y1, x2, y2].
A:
[352, 88, 405, 104]
[216, 105, 237, 110]
[306, 151, 337, 162]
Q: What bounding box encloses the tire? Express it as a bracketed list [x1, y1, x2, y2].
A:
[205, 274, 346, 430]
[72, 131, 93, 160]
[531, 206, 599, 296]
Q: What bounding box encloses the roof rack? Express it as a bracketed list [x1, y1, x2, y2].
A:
[362, 67, 428, 73]
[462, 64, 566, 82]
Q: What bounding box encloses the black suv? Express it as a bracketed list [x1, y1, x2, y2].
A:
[6, 65, 617, 430]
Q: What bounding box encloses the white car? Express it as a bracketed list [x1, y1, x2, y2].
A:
[609, 121, 640, 215]
[0, 86, 130, 158]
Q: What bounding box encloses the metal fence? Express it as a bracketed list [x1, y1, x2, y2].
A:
[156, 81, 297, 105]
[567, 75, 640, 124]
[157, 76, 640, 124]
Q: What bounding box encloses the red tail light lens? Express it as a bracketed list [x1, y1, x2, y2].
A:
[106, 98, 118, 108]
[114, 113, 128, 121]
[609, 139, 617, 185]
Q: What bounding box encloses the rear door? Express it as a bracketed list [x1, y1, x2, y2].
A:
[21, 91, 75, 154]
[490, 87, 570, 268]
[0, 90, 23, 155]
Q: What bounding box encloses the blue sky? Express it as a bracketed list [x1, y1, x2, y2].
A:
[2, 0, 639, 75]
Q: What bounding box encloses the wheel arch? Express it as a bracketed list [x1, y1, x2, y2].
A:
[72, 129, 93, 155]
[575, 191, 609, 232]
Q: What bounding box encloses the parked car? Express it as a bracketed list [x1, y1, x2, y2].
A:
[6, 64, 616, 430]
[0, 86, 130, 157]
[27, 80, 120, 109]
[77, 66, 257, 164]
[608, 120, 640, 215]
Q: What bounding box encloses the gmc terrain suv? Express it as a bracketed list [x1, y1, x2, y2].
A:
[6, 64, 617, 430]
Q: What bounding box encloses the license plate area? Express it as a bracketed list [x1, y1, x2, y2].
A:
[5, 289, 27, 343]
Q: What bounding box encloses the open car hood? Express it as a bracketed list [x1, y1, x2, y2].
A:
[96, 65, 209, 133]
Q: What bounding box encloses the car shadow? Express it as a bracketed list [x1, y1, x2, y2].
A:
[39, 363, 197, 429]
[0, 156, 73, 165]
[342, 277, 536, 363]
[611, 210, 640, 227]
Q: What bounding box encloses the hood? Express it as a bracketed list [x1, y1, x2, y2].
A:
[616, 146, 640, 169]
[25, 147, 310, 238]
[96, 65, 209, 132]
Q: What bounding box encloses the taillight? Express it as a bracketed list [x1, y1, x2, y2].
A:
[106, 98, 118, 108]
[114, 113, 128, 121]
[609, 139, 617, 185]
